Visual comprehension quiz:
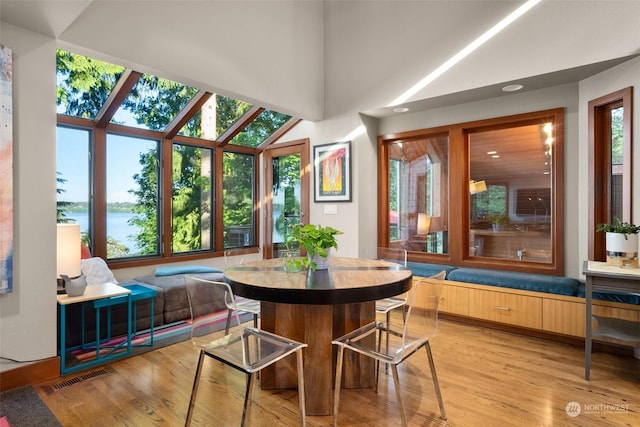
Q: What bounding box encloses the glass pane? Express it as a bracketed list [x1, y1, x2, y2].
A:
[469, 123, 553, 262]
[172, 144, 213, 253]
[223, 152, 255, 248]
[272, 154, 302, 257]
[106, 134, 159, 258]
[56, 49, 125, 119]
[609, 106, 624, 220]
[388, 136, 449, 254]
[229, 109, 291, 147]
[111, 74, 198, 130]
[56, 126, 90, 247]
[179, 95, 253, 141]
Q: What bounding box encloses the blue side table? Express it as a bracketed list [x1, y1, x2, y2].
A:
[94, 283, 158, 347]
[57, 283, 132, 375]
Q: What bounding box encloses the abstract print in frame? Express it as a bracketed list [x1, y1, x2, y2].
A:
[0, 45, 12, 293]
[313, 141, 351, 202]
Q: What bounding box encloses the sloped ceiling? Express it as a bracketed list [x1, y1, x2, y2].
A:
[2, 1, 640, 120]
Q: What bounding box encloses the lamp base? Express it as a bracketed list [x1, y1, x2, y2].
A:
[57, 278, 66, 295]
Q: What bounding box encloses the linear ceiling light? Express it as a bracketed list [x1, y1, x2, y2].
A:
[388, 0, 542, 107]
[341, 0, 543, 141]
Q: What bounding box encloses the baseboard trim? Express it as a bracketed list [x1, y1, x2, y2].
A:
[0, 357, 60, 392]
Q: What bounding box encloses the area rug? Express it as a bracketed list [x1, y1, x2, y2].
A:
[0, 385, 61, 426]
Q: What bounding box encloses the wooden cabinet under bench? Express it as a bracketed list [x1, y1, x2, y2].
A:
[414, 278, 640, 338]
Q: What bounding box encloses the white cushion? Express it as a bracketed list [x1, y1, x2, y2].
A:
[81, 257, 118, 285]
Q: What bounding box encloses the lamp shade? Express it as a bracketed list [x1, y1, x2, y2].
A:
[57, 223, 81, 278]
[470, 180, 487, 194]
[417, 213, 431, 235]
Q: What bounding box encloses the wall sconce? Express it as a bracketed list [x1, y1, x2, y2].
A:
[469, 180, 487, 195]
[417, 213, 431, 236]
[56, 223, 85, 296]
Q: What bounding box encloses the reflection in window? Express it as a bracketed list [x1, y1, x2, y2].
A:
[172, 144, 213, 253]
[107, 134, 159, 258]
[469, 123, 553, 262]
[223, 152, 255, 248]
[609, 106, 624, 220]
[387, 136, 449, 254]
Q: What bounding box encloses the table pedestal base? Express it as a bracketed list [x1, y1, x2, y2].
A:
[260, 301, 375, 416]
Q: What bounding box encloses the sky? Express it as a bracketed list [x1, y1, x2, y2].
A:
[56, 127, 154, 204]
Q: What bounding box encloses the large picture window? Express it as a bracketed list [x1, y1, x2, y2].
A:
[379, 108, 564, 275]
[56, 49, 297, 267]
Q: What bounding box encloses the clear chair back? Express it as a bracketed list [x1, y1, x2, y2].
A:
[387, 271, 445, 363]
[377, 247, 408, 266]
[184, 276, 241, 344]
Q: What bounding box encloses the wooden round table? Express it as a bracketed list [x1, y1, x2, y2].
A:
[224, 257, 412, 416]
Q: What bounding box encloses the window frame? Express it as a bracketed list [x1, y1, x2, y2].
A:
[588, 87, 633, 261]
[378, 108, 565, 275]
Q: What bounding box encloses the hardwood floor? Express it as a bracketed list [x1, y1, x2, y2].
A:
[36, 318, 639, 426]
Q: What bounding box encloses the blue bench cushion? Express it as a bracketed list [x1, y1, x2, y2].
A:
[406, 262, 458, 279]
[577, 283, 640, 305]
[447, 268, 579, 296]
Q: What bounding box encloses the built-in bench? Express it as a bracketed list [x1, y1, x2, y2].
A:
[407, 262, 640, 342]
[408, 262, 639, 304]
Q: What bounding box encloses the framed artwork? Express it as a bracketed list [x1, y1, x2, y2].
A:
[0, 45, 12, 294]
[314, 141, 351, 202]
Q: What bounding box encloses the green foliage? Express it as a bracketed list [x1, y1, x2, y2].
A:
[223, 152, 254, 247]
[56, 50, 124, 118]
[596, 218, 640, 238]
[129, 150, 159, 255]
[285, 224, 342, 271]
[56, 173, 74, 223]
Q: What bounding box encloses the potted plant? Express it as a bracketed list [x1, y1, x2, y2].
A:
[285, 223, 343, 271]
[488, 213, 510, 232]
[597, 218, 640, 267]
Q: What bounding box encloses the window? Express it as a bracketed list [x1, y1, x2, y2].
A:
[56, 49, 298, 266]
[379, 108, 564, 275]
[385, 135, 449, 255]
[588, 87, 633, 261]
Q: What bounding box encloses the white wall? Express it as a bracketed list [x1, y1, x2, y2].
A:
[0, 24, 58, 370]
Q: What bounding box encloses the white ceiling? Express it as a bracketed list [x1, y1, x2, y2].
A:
[2, 1, 640, 120]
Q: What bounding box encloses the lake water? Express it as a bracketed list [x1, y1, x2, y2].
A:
[66, 211, 139, 252]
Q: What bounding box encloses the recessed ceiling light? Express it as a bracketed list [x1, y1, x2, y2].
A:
[393, 107, 410, 113]
[487, 151, 497, 155]
[502, 84, 524, 92]
[491, 155, 500, 159]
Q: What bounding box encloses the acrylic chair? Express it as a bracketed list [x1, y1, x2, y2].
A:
[375, 247, 409, 325]
[374, 247, 409, 372]
[332, 271, 447, 427]
[223, 252, 260, 334]
[184, 276, 307, 427]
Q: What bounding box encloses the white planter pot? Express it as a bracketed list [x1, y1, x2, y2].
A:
[605, 232, 638, 267]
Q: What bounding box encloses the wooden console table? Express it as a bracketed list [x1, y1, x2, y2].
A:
[582, 260, 640, 380]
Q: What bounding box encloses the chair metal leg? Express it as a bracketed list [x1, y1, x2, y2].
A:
[333, 346, 345, 427]
[185, 351, 206, 427]
[296, 349, 307, 427]
[425, 342, 447, 420]
[384, 311, 391, 374]
[390, 364, 408, 427]
[241, 372, 255, 427]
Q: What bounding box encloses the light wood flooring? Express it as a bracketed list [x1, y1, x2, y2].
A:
[36, 318, 640, 426]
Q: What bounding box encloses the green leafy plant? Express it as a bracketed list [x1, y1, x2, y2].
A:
[285, 224, 343, 271]
[487, 213, 510, 226]
[596, 218, 640, 240]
